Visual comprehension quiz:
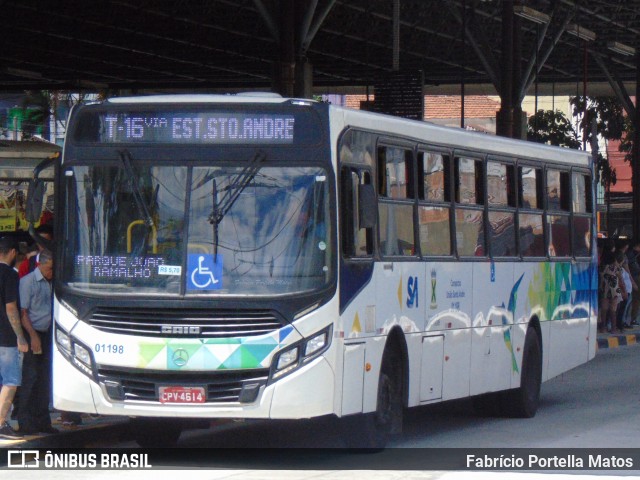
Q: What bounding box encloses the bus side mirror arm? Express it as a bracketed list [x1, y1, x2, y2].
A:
[358, 184, 377, 229]
[28, 223, 54, 252]
[26, 156, 56, 251]
[26, 179, 46, 224]
[26, 156, 56, 224]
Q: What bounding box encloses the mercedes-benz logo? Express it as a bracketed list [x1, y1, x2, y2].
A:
[172, 348, 189, 367]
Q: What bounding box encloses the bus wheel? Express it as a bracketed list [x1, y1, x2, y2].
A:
[505, 327, 542, 418]
[342, 353, 402, 450]
[130, 418, 182, 448]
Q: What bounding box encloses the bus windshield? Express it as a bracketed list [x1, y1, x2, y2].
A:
[63, 161, 332, 296]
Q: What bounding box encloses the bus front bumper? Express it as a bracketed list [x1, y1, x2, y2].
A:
[52, 344, 336, 420]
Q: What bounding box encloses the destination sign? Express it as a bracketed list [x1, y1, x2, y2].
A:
[95, 112, 296, 144]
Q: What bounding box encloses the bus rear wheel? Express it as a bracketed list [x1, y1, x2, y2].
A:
[504, 327, 542, 418]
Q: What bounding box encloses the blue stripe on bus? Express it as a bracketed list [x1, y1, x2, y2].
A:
[339, 260, 374, 314]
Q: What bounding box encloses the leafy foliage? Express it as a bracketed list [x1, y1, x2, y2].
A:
[619, 115, 635, 164]
[21, 90, 97, 141]
[527, 109, 580, 149]
[569, 96, 630, 186]
[570, 96, 626, 141]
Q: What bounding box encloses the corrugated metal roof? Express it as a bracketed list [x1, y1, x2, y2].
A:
[0, 1, 637, 93]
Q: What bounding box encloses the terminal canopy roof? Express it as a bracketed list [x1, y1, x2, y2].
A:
[0, 0, 638, 94]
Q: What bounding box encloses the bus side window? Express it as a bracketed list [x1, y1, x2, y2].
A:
[518, 166, 542, 209]
[487, 161, 516, 257]
[546, 168, 571, 257]
[518, 166, 545, 257]
[341, 167, 373, 257]
[417, 151, 452, 256]
[377, 146, 416, 257]
[454, 156, 485, 257]
[572, 172, 592, 257]
[377, 146, 414, 200]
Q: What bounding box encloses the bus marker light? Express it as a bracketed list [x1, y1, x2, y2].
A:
[239, 383, 261, 403]
[365, 363, 372, 372]
[445, 356, 450, 362]
[103, 380, 125, 401]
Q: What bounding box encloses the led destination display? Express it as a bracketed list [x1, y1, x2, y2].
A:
[94, 112, 296, 144]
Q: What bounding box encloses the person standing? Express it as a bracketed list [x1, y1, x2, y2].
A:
[17, 249, 58, 434]
[0, 237, 28, 439]
[626, 239, 640, 326]
[600, 250, 626, 334]
[597, 239, 616, 332]
[18, 224, 53, 279]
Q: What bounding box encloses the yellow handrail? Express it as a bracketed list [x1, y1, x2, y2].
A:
[127, 220, 157, 254]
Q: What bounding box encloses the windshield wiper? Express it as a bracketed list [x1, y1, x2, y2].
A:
[208, 151, 266, 226]
[208, 151, 265, 256]
[118, 149, 156, 229]
[118, 150, 157, 255]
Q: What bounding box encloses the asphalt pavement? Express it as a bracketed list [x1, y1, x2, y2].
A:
[2, 324, 638, 449]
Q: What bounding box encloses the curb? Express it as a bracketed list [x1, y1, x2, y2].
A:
[1, 417, 239, 449]
[0, 417, 131, 449]
[597, 331, 640, 350]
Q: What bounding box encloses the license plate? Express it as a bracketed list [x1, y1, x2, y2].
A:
[159, 386, 206, 404]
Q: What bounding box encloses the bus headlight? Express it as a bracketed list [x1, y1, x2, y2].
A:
[55, 324, 95, 379]
[55, 328, 72, 354]
[74, 344, 92, 366]
[271, 325, 332, 381]
[303, 331, 328, 358]
[276, 347, 299, 371]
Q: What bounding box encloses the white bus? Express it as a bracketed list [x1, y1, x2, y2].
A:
[28, 94, 597, 448]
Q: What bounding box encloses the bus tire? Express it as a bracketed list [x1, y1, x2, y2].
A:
[130, 418, 182, 448]
[342, 351, 403, 450]
[504, 327, 542, 418]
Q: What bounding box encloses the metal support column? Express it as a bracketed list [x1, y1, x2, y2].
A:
[512, 11, 524, 139]
[633, 50, 640, 241]
[496, 0, 514, 137]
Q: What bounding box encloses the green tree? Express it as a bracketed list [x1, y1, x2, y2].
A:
[21, 90, 52, 140]
[569, 96, 629, 187]
[21, 91, 99, 142]
[570, 96, 626, 141]
[618, 115, 635, 164]
[527, 109, 580, 149]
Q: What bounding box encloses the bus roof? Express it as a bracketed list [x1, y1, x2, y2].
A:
[106, 93, 296, 105]
[99, 94, 589, 167]
[333, 105, 591, 167]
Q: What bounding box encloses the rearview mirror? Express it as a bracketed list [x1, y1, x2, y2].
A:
[358, 183, 377, 229]
[26, 179, 45, 224]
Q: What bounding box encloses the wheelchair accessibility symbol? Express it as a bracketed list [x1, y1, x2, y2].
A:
[187, 254, 223, 290]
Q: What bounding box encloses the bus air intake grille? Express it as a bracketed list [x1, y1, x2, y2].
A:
[98, 368, 270, 403]
[87, 307, 285, 338]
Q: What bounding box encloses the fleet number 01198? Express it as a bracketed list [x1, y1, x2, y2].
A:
[95, 344, 124, 354]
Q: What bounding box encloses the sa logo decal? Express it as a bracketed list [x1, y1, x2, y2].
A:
[407, 276, 419, 308]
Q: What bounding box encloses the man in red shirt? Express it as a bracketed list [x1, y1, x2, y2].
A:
[18, 225, 53, 279]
